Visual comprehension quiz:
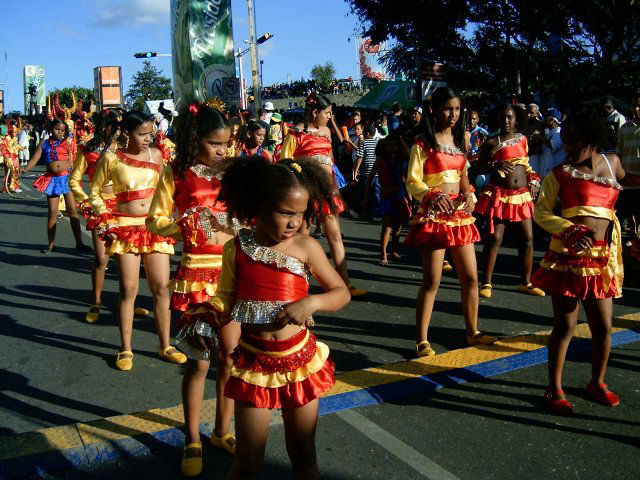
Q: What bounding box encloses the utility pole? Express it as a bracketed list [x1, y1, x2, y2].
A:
[247, 0, 261, 114]
[237, 47, 246, 109]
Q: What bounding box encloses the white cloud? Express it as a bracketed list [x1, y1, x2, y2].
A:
[93, 0, 170, 28]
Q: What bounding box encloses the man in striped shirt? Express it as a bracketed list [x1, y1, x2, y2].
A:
[350, 125, 380, 219]
[616, 92, 640, 231]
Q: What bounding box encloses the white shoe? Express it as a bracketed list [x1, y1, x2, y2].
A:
[14, 188, 22, 193]
[348, 209, 360, 219]
[372, 217, 382, 222]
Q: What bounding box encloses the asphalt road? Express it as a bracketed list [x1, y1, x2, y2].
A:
[1, 166, 639, 479]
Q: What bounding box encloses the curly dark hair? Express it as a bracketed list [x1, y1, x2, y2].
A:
[85, 108, 123, 153]
[220, 156, 337, 223]
[561, 112, 606, 151]
[174, 104, 229, 176]
[47, 119, 70, 140]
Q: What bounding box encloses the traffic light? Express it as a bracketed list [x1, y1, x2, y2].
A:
[134, 52, 157, 58]
[256, 33, 273, 45]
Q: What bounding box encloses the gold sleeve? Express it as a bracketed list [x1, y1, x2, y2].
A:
[533, 172, 573, 235]
[146, 166, 181, 239]
[210, 239, 237, 313]
[406, 143, 429, 202]
[279, 133, 297, 160]
[89, 151, 114, 215]
[69, 149, 89, 204]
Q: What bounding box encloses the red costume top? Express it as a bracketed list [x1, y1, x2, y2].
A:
[196, 228, 312, 326]
[490, 133, 539, 183]
[146, 163, 239, 312]
[532, 161, 623, 298]
[280, 127, 333, 166]
[280, 126, 346, 215]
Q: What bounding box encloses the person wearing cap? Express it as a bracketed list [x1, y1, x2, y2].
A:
[536, 108, 565, 178]
[411, 106, 422, 126]
[265, 112, 283, 154]
[263, 101, 275, 123]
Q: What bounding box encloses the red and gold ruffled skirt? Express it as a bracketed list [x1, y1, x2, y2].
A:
[224, 328, 335, 409]
[171, 246, 223, 312]
[405, 194, 480, 250]
[101, 213, 175, 256]
[82, 196, 116, 231]
[475, 184, 534, 231]
[531, 239, 619, 299]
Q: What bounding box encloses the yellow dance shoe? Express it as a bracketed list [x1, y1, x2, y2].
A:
[466, 331, 498, 346]
[210, 431, 236, 455]
[518, 283, 545, 296]
[415, 340, 436, 357]
[115, 351, 133, 371]
[85, 304, 101, 324]
[134, 306, 150, 316]
[181, 442, 203, 477]
[158, 346, 187, 364]
[479, 284, 492, 298]
[442, 260, 453, 272]
[348, 283, 367, 297]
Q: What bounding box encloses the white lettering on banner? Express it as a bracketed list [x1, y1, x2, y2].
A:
[193, 0, 223, 59]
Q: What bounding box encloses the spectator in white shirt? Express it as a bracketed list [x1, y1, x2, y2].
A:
[601, 96, 626, 132]
[536, 108, 565, 178]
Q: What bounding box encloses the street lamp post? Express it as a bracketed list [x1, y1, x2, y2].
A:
[260, 60, 264, 87]
[247, 0, 261, 114]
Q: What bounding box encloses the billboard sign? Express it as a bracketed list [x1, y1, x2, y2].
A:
[171, 0, 239, 108]
[356, 37, 387, 82]
[421, 63, 447, 100]
[23, 65, 46, 113]
[94, 66, 123, 109]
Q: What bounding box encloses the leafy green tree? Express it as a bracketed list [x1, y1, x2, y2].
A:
[49, 86, 95, 108]
[125, 61, 172, 111]
[311, 62, 336, 92]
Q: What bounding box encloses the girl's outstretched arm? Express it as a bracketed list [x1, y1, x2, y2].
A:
[276, 236, 350, 327]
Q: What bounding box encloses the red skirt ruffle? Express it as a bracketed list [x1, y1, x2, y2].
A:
[405, 211, 480, 250]
[320, 192, 346, 216]
[531, 248, 618, 299]
[474, 184, 534, 222]
[103, 224, 176, 248]
[224, 329, 335, 409]
[171, 265, 222, 312]
[84, 197, 117, 231]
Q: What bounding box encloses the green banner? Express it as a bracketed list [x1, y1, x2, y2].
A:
[23, 65, 46, 113]
[171, 0, 239, 109]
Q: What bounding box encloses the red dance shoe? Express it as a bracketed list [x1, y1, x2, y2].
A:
[543, 388, 573, 415]
[586, 382, 620, 407]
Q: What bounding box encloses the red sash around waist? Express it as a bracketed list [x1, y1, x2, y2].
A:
[115, 188, 155, 203]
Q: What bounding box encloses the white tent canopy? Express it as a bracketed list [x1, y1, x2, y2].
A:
[143, 99, 176, 116]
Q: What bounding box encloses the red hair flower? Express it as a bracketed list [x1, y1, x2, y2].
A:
[189, 103, 200, 116]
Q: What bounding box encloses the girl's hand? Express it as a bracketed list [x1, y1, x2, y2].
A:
[492, 160, 515, 174]
[187, 332, 215, 351]
[276, 297, 317, 327]
[529, 182, 540, 198]
[431, 194, 455, 215]
[573, 230, 595, 252]
[107, 232, 118, 241]
[461, 193, 475, 214]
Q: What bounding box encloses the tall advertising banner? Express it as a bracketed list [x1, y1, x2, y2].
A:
[23, 65, 46, 114]
[171, 0, 239, 109]
[356, 37, 388, 84]
[0, 90, 4, 116]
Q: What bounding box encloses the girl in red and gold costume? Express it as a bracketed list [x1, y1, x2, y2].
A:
[146, 103, 240, 477]
[280, 92, 366, 297]
[531, 113, 639, 414]
[475, 104, 543, 298]
[192, 156, 349, 480]
[2, 121, 22, 193]
[405, 87, 497, 357]
[70, 109, 133, 323]
[89, 111, 184, 371]
[23, 119, 86, 253]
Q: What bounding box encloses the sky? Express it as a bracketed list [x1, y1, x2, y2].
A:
[0, 0, 365, 113]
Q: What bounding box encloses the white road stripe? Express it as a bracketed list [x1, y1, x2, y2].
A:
[337, 409, 462, 480]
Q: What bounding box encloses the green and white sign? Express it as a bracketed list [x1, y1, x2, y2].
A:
[23, 65, 46, 113]
[171, 0, 239, 109]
